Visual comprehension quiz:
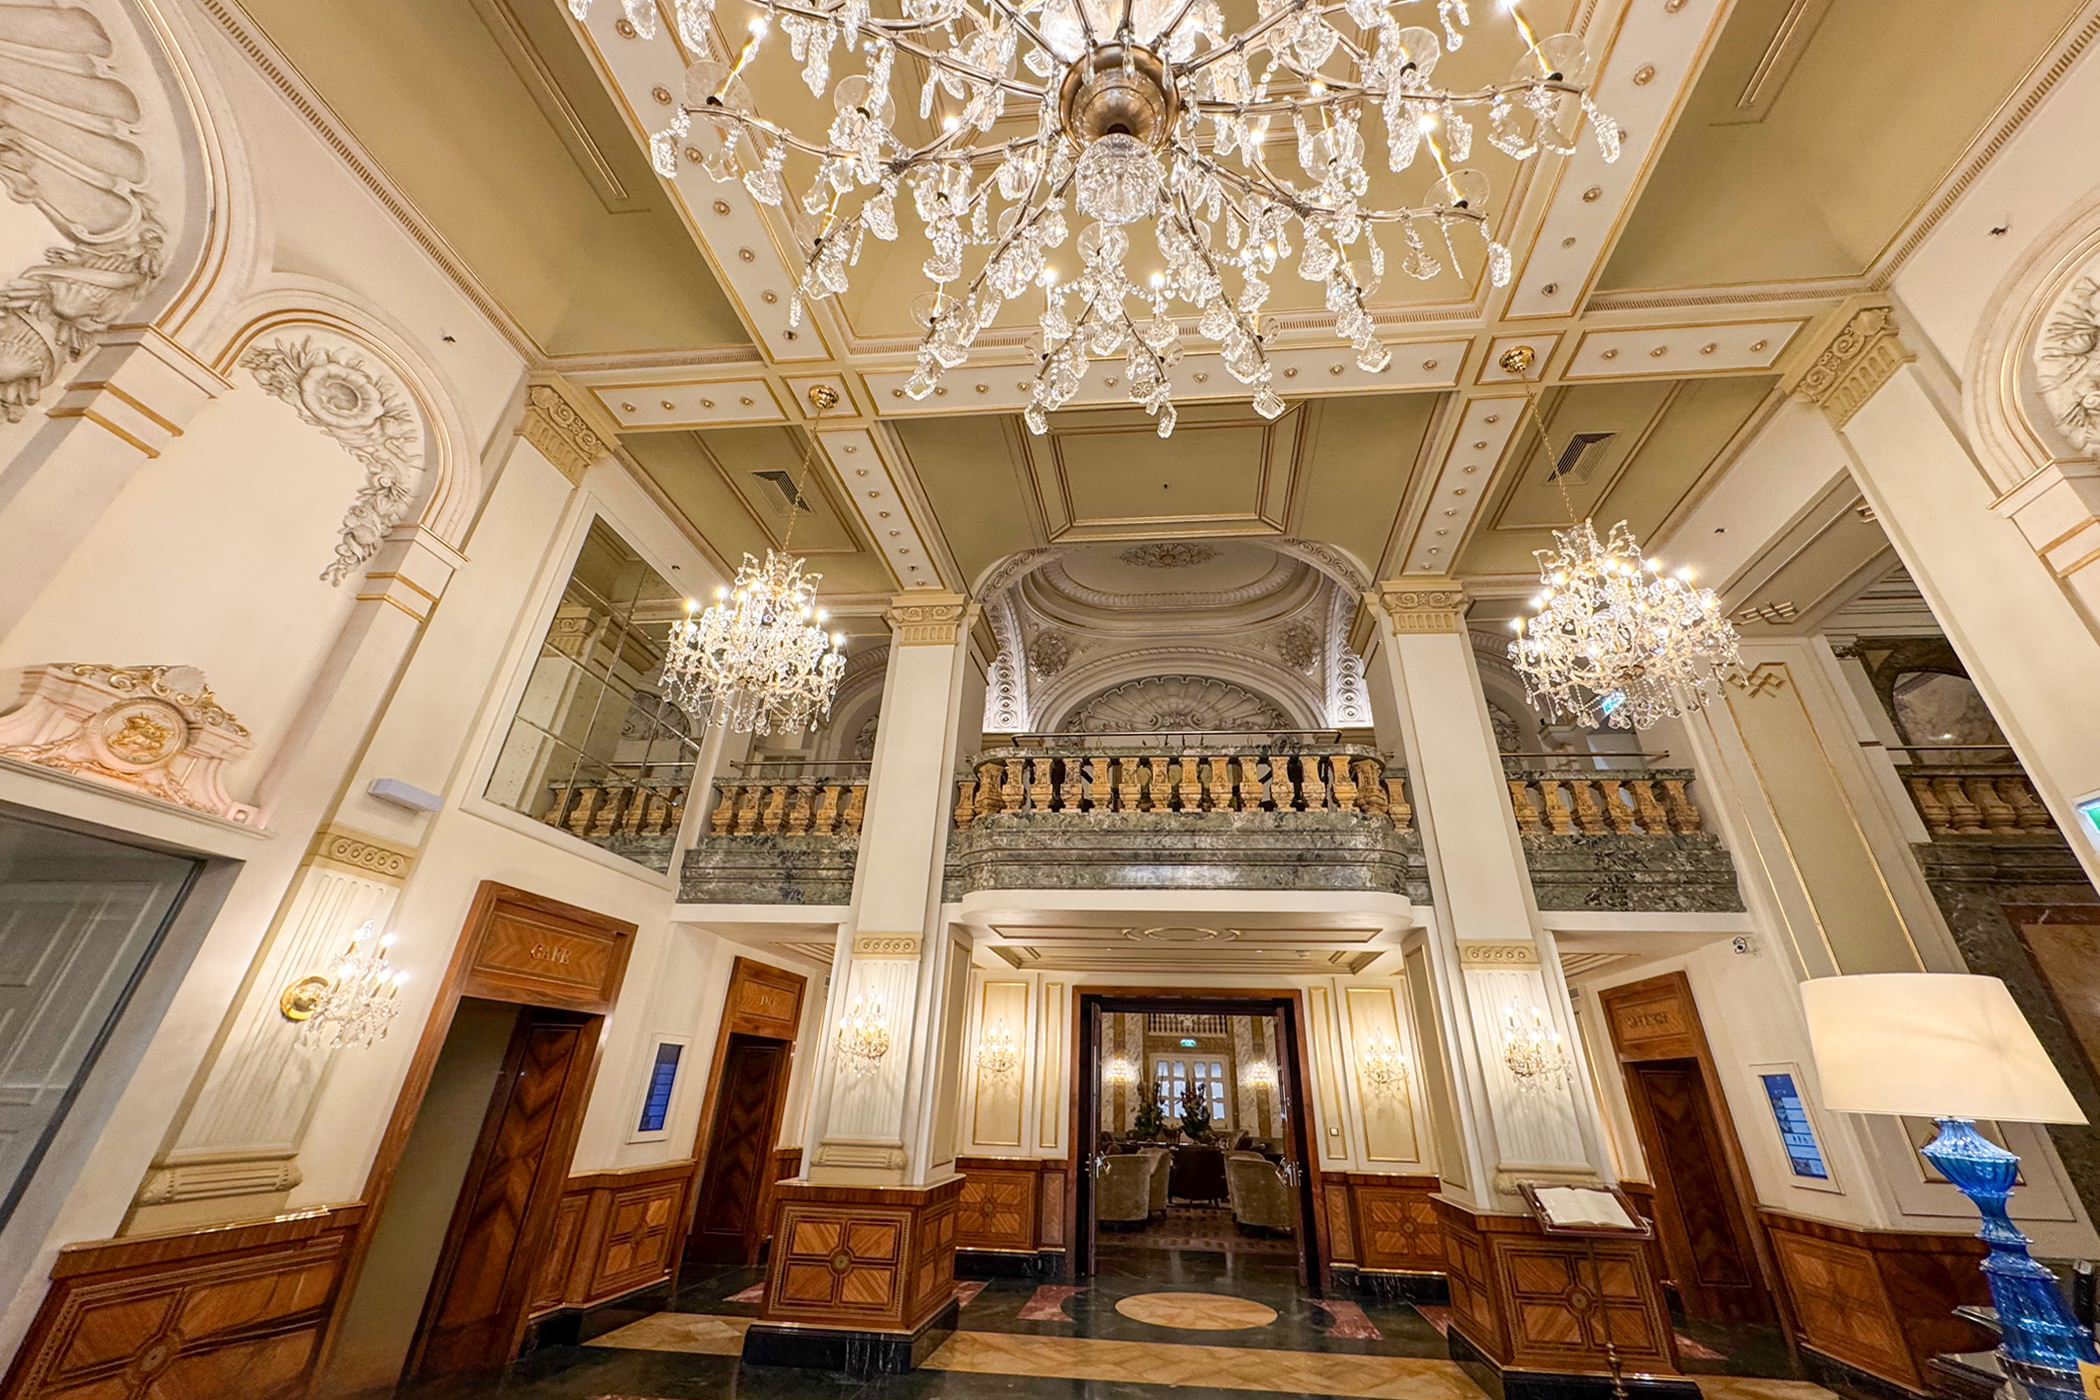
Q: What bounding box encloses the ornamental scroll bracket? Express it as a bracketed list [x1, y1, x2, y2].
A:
[0, 663, 256, 821]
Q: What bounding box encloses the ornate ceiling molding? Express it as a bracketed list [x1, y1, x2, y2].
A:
[1788, 305, 1915, 428]
[1375, 580, 1470, 636]
[518, 374, 618, 484]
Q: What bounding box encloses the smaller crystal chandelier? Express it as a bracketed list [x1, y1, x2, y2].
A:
[1243, 1059, 1279, 1091]
[662, 385, 847, 734]
[837, 993, 892, 1077]
[1502, 1003, 1570, 1094]
[1358, 1030, 1410, 1097]
[1103, 1056, 1138, 1089]
[279, 921, 408, 1051]
[977, 1018, 1020, 1077]
[1500, 346, 1743, 730]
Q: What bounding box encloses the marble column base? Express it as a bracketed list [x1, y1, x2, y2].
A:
[1446, 1323, 1701, 1400]
[740, 1298, 959, 1376]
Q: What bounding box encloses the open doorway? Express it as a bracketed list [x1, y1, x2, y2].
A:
[1073, 992, 1321, 1289]
[679, 956, 806, 1270]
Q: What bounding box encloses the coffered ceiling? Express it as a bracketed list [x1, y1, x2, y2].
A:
[229, 0, 2096, 616]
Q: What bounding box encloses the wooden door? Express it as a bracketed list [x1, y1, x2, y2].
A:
[1624, 1057, 1773, 1323]
[410, 1007, 597, 1378]
[689, 1036, 790, 1264]
[1269, 1009, 1314, 1284]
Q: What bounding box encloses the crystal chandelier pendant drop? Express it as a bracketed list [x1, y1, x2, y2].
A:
[661, 385, 848, 734]
[570, 0, 1620, 437]
[1499, 346, 1743, 730]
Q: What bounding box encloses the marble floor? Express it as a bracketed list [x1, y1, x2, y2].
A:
[404, 1249, 1842, 1400]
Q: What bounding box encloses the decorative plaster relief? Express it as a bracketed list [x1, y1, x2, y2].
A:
[519, 380, 611, 484]
[0, 663, 255, 820]
[887, 593, 971, 645]
[0, 5, 168, 420]
[1118, 541, 1219, 569]
[2037, 276, 2100, 453]
[1064, 674, 1291, 734]
[1324, 590, 1372, 728]
[1375, 581, 1469, 635]
[1274, 619, 1321, 673]
[1029, 628, 1074, 676]
[240, 337, 425, 584]
[1792, 306, 1914, 428]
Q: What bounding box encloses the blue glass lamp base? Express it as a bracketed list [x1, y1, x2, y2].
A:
[1920, 1118, 2099, 1400]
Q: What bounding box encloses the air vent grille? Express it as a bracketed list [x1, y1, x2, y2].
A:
[753, 469, 813, 513]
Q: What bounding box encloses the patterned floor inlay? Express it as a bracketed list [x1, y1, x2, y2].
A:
[587, 1313, 752, 1356]
[1016, 1284, 1084, 1321]
[925, 1332, 1490, 1399]
[1693, 1379, 1838, 1400]
[955, 1280, 988, 1309]
[1114, 1291, 1280, 1331]
[1313, 1299, 1382, 1340]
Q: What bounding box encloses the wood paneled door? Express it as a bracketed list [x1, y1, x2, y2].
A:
[409, 1006, 599, 1379]
[1600, 974, 1780, 1327]
[690, 1035, 791, 1264]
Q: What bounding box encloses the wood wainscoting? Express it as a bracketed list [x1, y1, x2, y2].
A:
[0, 1205, 365, 1400]
[1761, 1210, 1993, 1394]
[954, 1156, 1071, 1272]
[1434, 1197, 1682, 1383]
[1322, 1173, 1444, 1278]
[530, 1161, 694, 1317]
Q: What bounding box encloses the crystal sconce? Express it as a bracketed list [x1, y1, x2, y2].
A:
[976, 1018, 1019, 1078]
[1503, 1003, 1570, 1093]
[279, 921, 408, 1050]
[836, 994, 892, 1078]
[1242, 1060, 1278, 1090]
[1103, 1056, 1138, 1088]
[1358, 1030, 1411, 1097]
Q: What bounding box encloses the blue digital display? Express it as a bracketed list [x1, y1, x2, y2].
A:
[637, 1041, 683, 1133]
[1759, 1071, 1829, 1180]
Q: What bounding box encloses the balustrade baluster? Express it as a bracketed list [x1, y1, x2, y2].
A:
[1178, 755, 1203, 811]
[1300, 755, 1326, 810]
[1028, 755, 1054, 811]
[1568, 779, 1608, 835]
[1060, 756, 1083, 810]
[1089, 754, 1113, 811]
[760, 785, 788, 834]
[1206, 755, 1232, 810]
[814, 784, 841, 835]
[710, 783, 738, 835]
[1907, 776, 1951, 837]
[1627, 780, 1669, 833]
[1272, 755, 1298, 810]
[1659, 778, 1705, 835]
[665, 790, 687, 835]
[1147, 755, 1171, 811]
[976, 760, 1002, 816]
[1384, 777, 1413, 831]
[1329, 753, 1357, 809]
[841, 782, 868, 835]
[954, 779, 976, 829]
[1930, 776, 1985, 833]
[1002, 757, 1025, 812]
[593, 788, 631, 839]
[637, 790, 665, 836]
[1117, 756, 1144, 812]
[1970, 777, 2019, 834]
[1597, 779, 1637, 834]
[735, 785, 762, 834]
[1354, 758, 1387, 814]
[1508, 780, 1546, 835]
[784, 783, 813, 835]
[1235, 756, 1262, 811]
[2004, 778, 2055, 834]
[624, 787, 652, 835]
[1538, 778, 1576, 835]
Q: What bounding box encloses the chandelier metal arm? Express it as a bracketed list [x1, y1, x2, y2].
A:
[1166, 184, 1265, 348]
[1188, 76, 1584, 118]
[979, 0, 1058, 67]
[1177, 2, 1313, 76]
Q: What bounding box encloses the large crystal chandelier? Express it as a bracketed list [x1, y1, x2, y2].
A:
[662, 385, 848, 733]
[571, 0, 1618, 438]
[1501, 346, 1743, 731]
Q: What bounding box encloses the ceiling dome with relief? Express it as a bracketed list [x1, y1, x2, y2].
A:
[1022, 541, 1319, 632]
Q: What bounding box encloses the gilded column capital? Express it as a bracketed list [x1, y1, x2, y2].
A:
[1788, 305, 1915, 428]
[886, 591, 975, 645]
[1372, 578, 1470, 634]
[518, 373, 619, 484]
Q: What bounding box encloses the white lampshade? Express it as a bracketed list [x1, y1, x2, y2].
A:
[1801, 973, 2085, 1124]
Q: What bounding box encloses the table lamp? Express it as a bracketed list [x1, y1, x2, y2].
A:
[1802, 973, 2096, 1400]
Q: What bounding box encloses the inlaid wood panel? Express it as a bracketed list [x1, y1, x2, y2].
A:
[456, 884, 635, 1014]
[1762, 1210, 1992, 1392]
[759, 1179, 964, 1332]
[1323, 1183, 1357, 1264]
[726, 958, 806, 1039]
[529, 1162, 692, 1317]
[1039, 1167, 1067, 1249]
[0, 1206, 365, 1400]
[1348, 1176, 1444, 1273]
[955, 1165, 1036, 1252]
[532, 1194, 592, 1314]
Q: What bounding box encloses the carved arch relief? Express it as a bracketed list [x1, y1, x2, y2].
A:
[238, 334, 426, 583]
[1057, 674, 1296, 734]
[0, 3, 177, 420]
[2037, 273, 2100, 456]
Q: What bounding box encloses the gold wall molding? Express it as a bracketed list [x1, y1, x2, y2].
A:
[886, 593, 973, 645]
[306, 824, 416, 883]
[1373, 579, 1469, 635]
[1790, 306, 1915, 427]
[519, 376, 617, 484]
[1457, 941, 1541, 968]
[851, 933, 923, 958]
[1737, 661, 1791, 697]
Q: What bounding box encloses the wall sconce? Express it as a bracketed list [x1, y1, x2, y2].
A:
[1242, 1060, 1278, 1090]
[1503, 1004, 1570, 1093]
[1358, 1030, 1410, 1097]
[976, 1018, 1019, 1077]
[1103, 1056, 1137, 1088]
[837, 994, 891, 1077]
[279, 921, 408, 1050]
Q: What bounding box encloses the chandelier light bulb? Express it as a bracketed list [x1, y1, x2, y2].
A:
[585, 0, 1619, 437]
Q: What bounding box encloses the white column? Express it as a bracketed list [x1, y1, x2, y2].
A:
[802, 593, 983, 1185]
[1366, 581, 1614, 1208]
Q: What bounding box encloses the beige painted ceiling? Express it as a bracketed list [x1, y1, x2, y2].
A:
[1602, 0, 2087, 289]
[240, 0, 748, 357]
